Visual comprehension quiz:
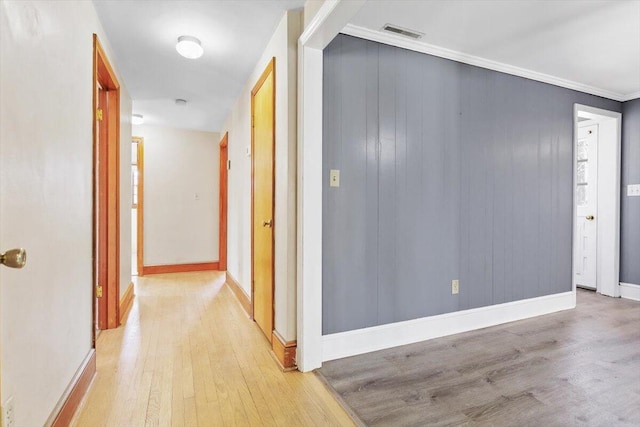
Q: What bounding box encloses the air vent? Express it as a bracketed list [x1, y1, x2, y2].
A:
[382, 24, 423, 40]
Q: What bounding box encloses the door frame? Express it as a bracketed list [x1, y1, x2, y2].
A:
[219, 132, 228, 271]
[133, 136, 144, 276]
[250, 58, 276, 332]
[93, 34, 121, 335]
[572, 104, 622, 298]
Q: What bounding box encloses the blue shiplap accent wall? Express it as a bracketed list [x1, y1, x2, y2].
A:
[322, 34, 622, 334]
[621, 98, 640, 285]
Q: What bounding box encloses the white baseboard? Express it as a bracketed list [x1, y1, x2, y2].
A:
[620, 282, 640, 301]
[322, 291, 576, 362]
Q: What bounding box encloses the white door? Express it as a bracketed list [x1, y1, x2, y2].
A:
[575, 124, 598, 290]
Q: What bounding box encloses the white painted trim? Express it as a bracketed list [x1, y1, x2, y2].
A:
[297, 45, 324, 372]
[342, 24, 631, 102]
[620, 282, 640, 301]
[572, 104, 622, 298]
[297, 0, 366, 372]
[622, 91, 640, 102]
[323, 292, 576, 361]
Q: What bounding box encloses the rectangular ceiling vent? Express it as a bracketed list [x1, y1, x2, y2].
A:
[382, 24, 424, 40]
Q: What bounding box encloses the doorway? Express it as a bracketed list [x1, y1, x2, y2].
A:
[251, 58, 276, 342]
[219, 133, 228, 271]
[93, 34, 121, 333]
[132, 137, 144, 276]
[573, 104, 622, 297]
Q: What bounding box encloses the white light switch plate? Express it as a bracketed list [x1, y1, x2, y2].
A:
[627, 184, 640, 197]
[330, 169, 340, 187]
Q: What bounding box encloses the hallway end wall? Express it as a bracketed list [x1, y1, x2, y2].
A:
[132, 124, 220, 267]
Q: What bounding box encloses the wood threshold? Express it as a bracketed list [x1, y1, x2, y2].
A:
[119, 281, 135, 323]
[271, 330, 297, 371]
[141, 262, 219, 275]
[48, 350, 96, 427]
[225, 271, 252, 317]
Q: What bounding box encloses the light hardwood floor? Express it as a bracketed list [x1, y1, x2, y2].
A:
[319, 290, 640, 426]
[72, 271, 353, 427]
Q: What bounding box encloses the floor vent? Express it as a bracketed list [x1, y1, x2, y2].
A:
[382, 24, 423, 40]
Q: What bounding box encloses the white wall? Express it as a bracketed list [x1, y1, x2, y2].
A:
[304, 0, 326, 29]
[0, 1, 132, 426]
[132, 124, 220, 266]
[220, 10, 302, 341]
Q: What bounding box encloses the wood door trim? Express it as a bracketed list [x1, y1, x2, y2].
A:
[141, 262, 219, 275]
[93, 34, 121, 335]
[250, 58, 276, 334]
[219, 132, 228, 271]
[133, 136, 144, 276]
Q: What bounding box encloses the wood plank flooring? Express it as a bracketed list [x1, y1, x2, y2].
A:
[318, 290, 640, 426]
[71, 271, 353, 427]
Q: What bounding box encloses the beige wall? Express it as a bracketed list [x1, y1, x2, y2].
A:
[304, 0, 327, 30]
[0, 1, 132, 425]
[132, 124, 220, 266]
[220, 10, 302, 342]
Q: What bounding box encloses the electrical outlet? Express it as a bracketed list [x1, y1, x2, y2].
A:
[452, 280, 459, 295]
[2, 396, 15, 427]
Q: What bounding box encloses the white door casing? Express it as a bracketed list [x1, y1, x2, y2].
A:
[575, 124, 598, 289]
[572, 104, 621, 299]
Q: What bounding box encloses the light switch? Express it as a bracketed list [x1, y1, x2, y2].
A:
[330, 169, 340, 187]
[627, 184, 640, 197]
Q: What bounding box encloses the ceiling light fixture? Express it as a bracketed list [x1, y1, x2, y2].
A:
[175, 99, 187, 106]
[176, 35, 203, 59]
[132, 114, 144, 125]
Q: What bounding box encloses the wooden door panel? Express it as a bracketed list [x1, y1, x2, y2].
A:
[252, 60, 275, 342]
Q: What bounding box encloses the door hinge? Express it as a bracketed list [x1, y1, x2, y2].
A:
[96, 285, 103, 298]
[251, 115, 254, 128]
[227, 159, 231, 170]
[96, 108, 103, 121]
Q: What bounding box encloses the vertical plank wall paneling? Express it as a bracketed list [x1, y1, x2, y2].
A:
[322, 34, 622, 335]
[621, 98, 640, 285]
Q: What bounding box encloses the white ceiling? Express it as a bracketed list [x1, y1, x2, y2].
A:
[349, 0, 640, 101]
[93, 0, 306, 132]
[95, 0, 639, 133]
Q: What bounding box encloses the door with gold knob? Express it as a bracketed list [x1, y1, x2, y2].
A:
[251, 58, 275, 342]
[575, 124, 598, 290]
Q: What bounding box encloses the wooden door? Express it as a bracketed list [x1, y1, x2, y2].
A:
[96, 85, 109, 330]
[575, 124, 598, 290]
[251, 59, 275, 342]
[93, 35, 121, 333]
[219, 133, 228, 271]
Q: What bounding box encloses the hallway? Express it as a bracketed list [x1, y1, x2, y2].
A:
[71, 272, 352, 426]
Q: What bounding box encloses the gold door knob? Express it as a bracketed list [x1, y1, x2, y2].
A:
[586, 215, 595, 221]
[263, 219, 273, 228]
[1, 248, 27, 269]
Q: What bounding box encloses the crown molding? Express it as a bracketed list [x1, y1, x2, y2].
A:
[622, 91, 640, 102]
[341, 24, 632, 103]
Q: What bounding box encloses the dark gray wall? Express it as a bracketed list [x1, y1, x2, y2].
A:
[621, 98, 640, 285]
[322, 34, 622, 335]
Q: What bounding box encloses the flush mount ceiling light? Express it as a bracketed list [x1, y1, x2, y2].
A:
[175, 99, 187, 106]
[132, 114, 144, 125]
[176, 35, 203, 59]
